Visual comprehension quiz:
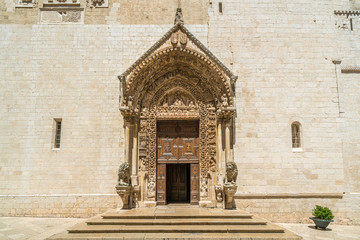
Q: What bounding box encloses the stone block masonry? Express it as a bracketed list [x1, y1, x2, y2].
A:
[0, 0, 359, 224]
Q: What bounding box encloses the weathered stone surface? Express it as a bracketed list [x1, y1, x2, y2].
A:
[0, 0, 359, 224]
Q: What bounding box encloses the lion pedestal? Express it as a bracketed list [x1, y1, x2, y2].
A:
[115, 185, 132, 209]
[222, 162, 238, 209]
[224, 183, 237, 209]
[115, 162, 140, 209]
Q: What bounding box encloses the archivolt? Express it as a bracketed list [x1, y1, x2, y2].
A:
[123, 47, 234, 109]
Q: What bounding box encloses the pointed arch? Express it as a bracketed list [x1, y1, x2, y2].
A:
[118, 23, 237, 207]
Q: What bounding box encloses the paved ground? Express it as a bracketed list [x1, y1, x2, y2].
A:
[0, 217, 83, 240]
[278, 223, 360, 240]
[0, 216, 359, 240]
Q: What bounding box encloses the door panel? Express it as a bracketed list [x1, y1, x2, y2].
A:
[190, 163, 200, 204]
[157, 121, 199, 163]
[156, 164, 166, 205]
[167, 164, 189, 203]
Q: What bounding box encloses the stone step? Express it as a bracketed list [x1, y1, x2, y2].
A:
[50, 232, 303, 240]
[48, 207, 302, 239]
[87, 217, 267, 225]
[102, 213, 253, 219]
[68, 223, 285, 234]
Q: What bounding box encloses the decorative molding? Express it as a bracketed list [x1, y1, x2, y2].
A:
[86, 0, 108, 8]
[44, 0, 80, 5]
[341, 66, 360, 73]
[122, 48, 235, 112]
[0, 194, 117, 197]
[39, 2, 84, 24]
[117, 21, 237, 205]
[15, 0, 37, 8]
[334, 10, 360, 16]
[118, 23, 237, 84]
[234, 193, 343, 199]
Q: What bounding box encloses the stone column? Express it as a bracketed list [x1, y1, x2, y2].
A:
[124, 120, 131, 165]
[131, 121, 138, 186]
[217, 120, 224, 185]
[224, 118, 233, 163]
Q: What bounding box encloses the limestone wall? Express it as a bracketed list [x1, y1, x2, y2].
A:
[1, 0, 360, 223]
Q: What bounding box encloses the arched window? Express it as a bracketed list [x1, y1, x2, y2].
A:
[291, 122, 301, 148]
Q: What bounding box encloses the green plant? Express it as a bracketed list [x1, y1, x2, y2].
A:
[312, 205, 334, 220]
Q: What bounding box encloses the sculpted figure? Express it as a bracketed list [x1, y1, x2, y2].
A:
[117, 162, 130, 186]
[147, 176, 156, 198]
[127, 96, 133, 108]
[226, 162, 238, 184]
[200, 178, 208, 197]
[216, 192, 223, 202]
[222, 94, 228, 107]
[174, 8, 184, 25]
[140, 107, 148, 117]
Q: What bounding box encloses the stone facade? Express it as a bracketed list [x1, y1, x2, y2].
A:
[0, 0, 359, 224]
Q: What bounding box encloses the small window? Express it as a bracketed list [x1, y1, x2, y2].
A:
[291, 122, 301, 149]
[219, 2, 223, 14]
[54, 119, 62, 149]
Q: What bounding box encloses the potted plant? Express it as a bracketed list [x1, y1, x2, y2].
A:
[310, 205, 334, 230]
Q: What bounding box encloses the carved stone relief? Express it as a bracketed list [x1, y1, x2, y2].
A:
[171, 30, 188, 48]
[86, 0, 108, 8]
[119, 29, 236, 206]
[39, 2, 84, 24]
[123, 48, 233, 108]
[16, 0, 36, 8]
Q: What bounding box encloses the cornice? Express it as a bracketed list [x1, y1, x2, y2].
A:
[341, 66, 360, 73]
[334, 10, 360, 16]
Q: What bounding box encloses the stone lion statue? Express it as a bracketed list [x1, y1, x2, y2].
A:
[117, 162, 130, 186]
[226, 162, 238, 184]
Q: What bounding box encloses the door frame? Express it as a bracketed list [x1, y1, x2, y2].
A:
[156, 120, 200, 205]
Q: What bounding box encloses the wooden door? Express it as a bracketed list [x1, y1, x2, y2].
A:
[166, 164, 189, 203]
[157, 121, 199, 163]
[157, 121, 200, 204]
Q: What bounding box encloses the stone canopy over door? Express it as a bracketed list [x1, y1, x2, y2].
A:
[118, 17, 238, 207]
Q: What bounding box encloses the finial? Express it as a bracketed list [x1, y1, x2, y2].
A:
[174, 8, 184, 25]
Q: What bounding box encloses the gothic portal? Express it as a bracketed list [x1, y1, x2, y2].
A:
[118, 21, 238, 207]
